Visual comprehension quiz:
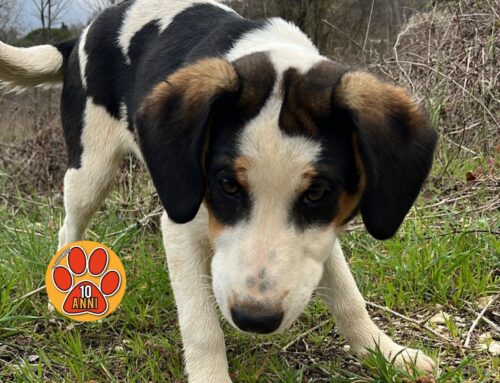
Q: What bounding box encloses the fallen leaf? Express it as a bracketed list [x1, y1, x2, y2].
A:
[465, 171, 476, 182]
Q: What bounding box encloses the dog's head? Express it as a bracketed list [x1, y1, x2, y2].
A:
[136, 53, 437, 334]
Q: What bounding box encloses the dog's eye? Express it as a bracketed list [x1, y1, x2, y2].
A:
[303, 185, 329, 204]
[220, 178, 240, 196]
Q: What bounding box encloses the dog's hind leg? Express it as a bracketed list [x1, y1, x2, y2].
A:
[58, 99, 135, 248]
[319, 240, 435, 373]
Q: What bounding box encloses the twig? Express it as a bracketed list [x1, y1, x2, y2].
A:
[321, 19, 364, 50]
[14, 285, 46, 303]
[484, 0, 500, 19]
[422, 229, 500, 241]
[463, 306, 500, 334]
[395, 60, 500, 129]
[109, 207, 164, 247]
[363, 0, 375, 51]
[4, 226, 45, 238]
[441, 134, 478, 155]
[366, 301, 463, 349]
[282, 319, 331, 352]
[107, 207, 163, 237]
[464, 294, 498, 348]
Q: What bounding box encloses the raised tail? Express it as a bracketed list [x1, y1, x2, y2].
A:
[0, 39, 75, 88]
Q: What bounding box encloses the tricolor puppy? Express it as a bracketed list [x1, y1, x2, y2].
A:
[0, 0, 437, 381]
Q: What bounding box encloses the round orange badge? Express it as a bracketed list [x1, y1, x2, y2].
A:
[46, 241, 126, 322]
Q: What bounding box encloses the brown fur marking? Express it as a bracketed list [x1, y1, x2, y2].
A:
[141, 58, 239, 119]
[207, 207, 227, 249]
[233, 156, 251, 191]
[334, 134, 366, 228]
[296, 166, 317, 196]
[335, 71, 427, 137]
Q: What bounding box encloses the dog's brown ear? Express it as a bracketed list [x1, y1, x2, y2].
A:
[136, 58, 239, 223]
[334, 72, 437, 239]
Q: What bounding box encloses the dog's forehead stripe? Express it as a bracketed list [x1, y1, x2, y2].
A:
[237, 96, 322, 198]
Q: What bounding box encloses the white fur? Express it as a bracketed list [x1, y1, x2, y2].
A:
[58, 99, 137, 247]
[118, 0, 236, 64]
[0, 41, 63, 87]
[226, 18, 322, 73]
[79, 26, 91, 89]
[162, 209, 232, 383]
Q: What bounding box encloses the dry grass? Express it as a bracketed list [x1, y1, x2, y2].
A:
[372, 0, 499, 156]
[0, 89, 66, 194]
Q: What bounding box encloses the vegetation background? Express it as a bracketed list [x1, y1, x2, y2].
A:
[0, 0, 498, 382]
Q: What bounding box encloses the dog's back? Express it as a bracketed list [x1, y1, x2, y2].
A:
[0, 1, 260, 164]
[79, 1, 255, 121]
[0, 1, 260, 121]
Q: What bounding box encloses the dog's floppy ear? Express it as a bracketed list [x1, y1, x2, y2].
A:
[136, 58, 239, 223]
[334, 72, 437, 239]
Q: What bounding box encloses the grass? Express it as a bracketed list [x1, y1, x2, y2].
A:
[0, 145, 498, 382]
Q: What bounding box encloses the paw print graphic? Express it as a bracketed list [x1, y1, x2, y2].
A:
[51, 246, 122, 317]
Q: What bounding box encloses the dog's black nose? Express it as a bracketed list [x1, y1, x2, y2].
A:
[231, 307, 283, 334]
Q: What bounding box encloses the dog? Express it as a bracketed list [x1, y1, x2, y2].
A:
[0, 1, 438, 381]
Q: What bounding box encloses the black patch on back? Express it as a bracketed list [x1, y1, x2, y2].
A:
[84, 1, 133, 119]
[131, 3, 264, 114]
[125, 20, 161, 129]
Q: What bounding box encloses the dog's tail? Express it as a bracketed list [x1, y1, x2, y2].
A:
[0, 39, 76, 88]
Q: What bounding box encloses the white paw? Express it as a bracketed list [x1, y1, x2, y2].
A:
[388, 345, 435, 373]
[189, 374, 232, 383]
[352, 336, 435, 374]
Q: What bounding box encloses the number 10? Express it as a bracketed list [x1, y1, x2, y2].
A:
[80, 285, 92, 298]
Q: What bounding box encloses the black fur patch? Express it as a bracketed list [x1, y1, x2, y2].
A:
[125, 20, 161, 130]
[205, 159, 252, 226]
[83, 1, 133, 120]
[60, 44, 86, 169]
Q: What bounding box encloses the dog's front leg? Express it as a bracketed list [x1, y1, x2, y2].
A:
[319, 240, 435, 373]
[161, 211, 232, 383]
